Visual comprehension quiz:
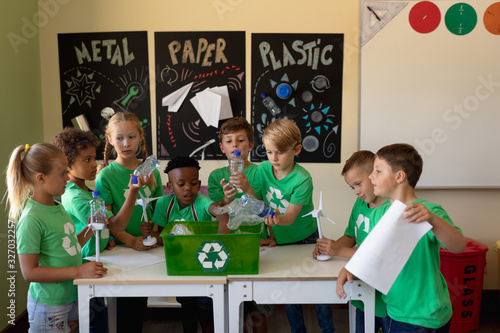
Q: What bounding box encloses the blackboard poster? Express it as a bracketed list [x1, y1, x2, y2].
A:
[58, 31, 152, 159]
[251, 33, 344, 163]
[155, 31, 246, 160]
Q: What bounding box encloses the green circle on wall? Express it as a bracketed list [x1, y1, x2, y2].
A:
[445, 3, 477, 35]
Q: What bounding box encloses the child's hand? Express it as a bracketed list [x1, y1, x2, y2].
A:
[140, 221, 152, 237]
[131, 236, 158, 251]
[264, 210, 280, 226]
[316, 237, 338, 257]
[260, 237, 277, 247]
[129, 173, 150, 189]
[229, 171, 252, 193]
[105, 240, 116, 250]
[77, 261, 108, 279]
[336, 267, 353, 299]
[220, 178, 237, 203]
[404, 202, 433, 224]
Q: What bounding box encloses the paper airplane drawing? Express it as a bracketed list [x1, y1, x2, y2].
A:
[162, 82, 193, 112]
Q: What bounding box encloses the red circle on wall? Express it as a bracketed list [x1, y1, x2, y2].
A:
[484, 2, 500, 35]
[409, 1, 441, 33]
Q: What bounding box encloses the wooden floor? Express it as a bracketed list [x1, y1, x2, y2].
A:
[142, 291, 500, 333]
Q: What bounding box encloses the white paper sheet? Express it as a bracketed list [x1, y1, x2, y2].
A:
[344, 200, 432, 295]
[190, 86, 233, 128]
[162, 82, 193, 112]
[85, 245, 165, 271]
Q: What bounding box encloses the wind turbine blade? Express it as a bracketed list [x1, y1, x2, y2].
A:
[318, 191, 323, 210]
[324, 216, 336, 224]
[302, 211, 313, 218]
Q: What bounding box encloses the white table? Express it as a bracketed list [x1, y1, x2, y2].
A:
[227, 244, 375, 333]
[74, 246, 227, 333]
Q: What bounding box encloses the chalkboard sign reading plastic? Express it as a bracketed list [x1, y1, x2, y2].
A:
[251, 33, 344, 163]
[58, 31, 152, 159]
[155, 31, 245, 160]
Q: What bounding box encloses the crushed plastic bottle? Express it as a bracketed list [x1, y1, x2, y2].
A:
[229, 150, 244, 188]
[261, 93, 281, 116]
[132, 155, 160, 184]
[90, 191, 106, 230]
[241, 194, 275, 218]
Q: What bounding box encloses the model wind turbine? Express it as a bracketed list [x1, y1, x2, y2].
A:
[303, 192, 336, 261]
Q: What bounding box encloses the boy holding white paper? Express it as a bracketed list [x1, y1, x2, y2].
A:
[338, 143, 465, 333]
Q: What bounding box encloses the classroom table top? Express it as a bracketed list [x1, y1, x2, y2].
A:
[74, 245, 227, 285]
[228, 243, 348, 281]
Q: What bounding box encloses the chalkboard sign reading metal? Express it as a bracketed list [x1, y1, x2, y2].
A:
[58, 31, 152, 159]
[251, 33, 344, 163]
[155, 31, 246, 160]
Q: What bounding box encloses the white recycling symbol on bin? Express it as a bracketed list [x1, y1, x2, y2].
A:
[196, 241, 230, 272]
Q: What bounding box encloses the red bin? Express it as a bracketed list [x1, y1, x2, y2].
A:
[440, 237, 488, 332]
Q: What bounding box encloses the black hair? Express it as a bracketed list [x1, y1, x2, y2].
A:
[164, 156, 200, 174]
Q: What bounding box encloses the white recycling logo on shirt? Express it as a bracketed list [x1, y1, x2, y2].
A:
[266, 187, 289, 214]
[196, 241, 230, 272]
[62, 222, 81, 256]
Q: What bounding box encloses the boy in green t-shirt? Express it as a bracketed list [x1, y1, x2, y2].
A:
[208, 117, 261, 206]
[142, 156, 229, 333]
[314, 150, 389, 333]
[338, 143, 466, 332]
[142, 156, 230, 242]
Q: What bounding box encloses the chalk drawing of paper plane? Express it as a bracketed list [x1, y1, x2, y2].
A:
[190, 86, 233, 128]
[162, 82, 193, 112]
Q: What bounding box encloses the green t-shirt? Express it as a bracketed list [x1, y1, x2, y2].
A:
[61, 182, 112, 258]
[95, 161, 164, 237]
[257, 161, 317, 244]
[153, 193, 214, 227]
[345, 197, 389, 317]
[207, 163, 261, 202]
[16, 199, 83, 305]
[372, 199, 461, 328]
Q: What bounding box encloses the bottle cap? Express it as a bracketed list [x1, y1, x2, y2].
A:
[233, 150, 241, 157]
[131, 175, 138, 184]
[260, 93, 267, 99]
[276, 83, 292, 99]
[92, 191, 100, 197]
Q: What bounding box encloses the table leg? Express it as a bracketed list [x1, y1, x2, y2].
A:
[351, 281, 375, 333]
[107, 297, 117, 333]
[77, 285, 92, 333]
[349, 302, 357, 333]
[228, 281, 250, 333]
[210, 284, 226, 333]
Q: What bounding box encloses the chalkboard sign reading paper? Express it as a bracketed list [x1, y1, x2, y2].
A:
[155, 31, 245, 160]
[251, 33, 344, 163]
[58, 31, 152, 159]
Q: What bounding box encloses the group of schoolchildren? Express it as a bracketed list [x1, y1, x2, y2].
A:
[6, 111, 466, 333]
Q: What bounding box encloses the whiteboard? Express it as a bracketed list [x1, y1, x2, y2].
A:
[359, 0, 500, 188]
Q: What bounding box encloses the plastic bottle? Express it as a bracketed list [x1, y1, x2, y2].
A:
[229, 150, 244, 188]
[90, 191, 106, 230]
[132, 155, 160, 184]
[241, 194, 275, 218]
[261, 93, 281, 116]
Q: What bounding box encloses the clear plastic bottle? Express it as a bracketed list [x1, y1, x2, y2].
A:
[241, 193, 275, 218]
[261, 93, 281, 116]
[90, 191, 107, 230]
[229, 150, 244, 188]
[132, 155, 160, 184]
